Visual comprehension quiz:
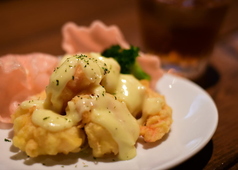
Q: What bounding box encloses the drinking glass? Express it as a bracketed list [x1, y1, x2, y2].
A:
[138, 0, 231, 80]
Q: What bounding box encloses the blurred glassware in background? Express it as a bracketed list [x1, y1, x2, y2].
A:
[137, 0, 232, 80]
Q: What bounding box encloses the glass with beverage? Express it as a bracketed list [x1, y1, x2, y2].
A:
[137, 0, 231, 80]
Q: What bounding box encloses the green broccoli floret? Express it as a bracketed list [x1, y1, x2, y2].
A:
[101, 45, 150, 80]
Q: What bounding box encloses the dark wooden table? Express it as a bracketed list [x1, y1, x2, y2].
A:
[1, 0, 238, 169]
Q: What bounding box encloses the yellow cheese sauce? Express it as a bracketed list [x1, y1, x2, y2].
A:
[74, 86, 140, 160]
[44, 53, 120, 113]
[20, 99, 82, 132]
[115, 74, 146, 118]
[20, 99, 45, 110]
[44, 55, 77, 112]
[138, 97, 165, 125]
[44, 54, 106, 113]
[32, 109, 74, 132]
[90, 53, 121, 93]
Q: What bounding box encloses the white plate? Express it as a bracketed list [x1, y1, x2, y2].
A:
[0, 74, 218, 170]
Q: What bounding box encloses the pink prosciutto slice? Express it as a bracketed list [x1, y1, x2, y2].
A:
[0, 53, 59, 123]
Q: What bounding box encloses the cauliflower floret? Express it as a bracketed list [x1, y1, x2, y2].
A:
[12, 105, 85, 157]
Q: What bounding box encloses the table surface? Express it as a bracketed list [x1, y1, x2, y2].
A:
[1, 0, 238, 169]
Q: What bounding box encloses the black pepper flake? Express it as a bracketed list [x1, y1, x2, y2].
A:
[43, 117, 50, 120]
[53, 66, 60, 72]
[4, 138, 11, 142]
[56, 79, 59, 86]
[102, 67, 110, 75]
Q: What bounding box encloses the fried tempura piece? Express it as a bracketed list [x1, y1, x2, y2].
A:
[44, 53, 120, 114]
[71, 89, 140, 160]
[85, 122, 118, 157]
[12, 102, 85, 157]
[44, 54, 104, 113]
[138, 80, 173, 142]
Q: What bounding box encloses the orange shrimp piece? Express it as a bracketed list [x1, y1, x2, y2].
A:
[140, 105, 172, 143]
[139, 80, 173, 143]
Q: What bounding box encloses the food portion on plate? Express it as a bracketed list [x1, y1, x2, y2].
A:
[11, 47, 172, 160]
[0, 21, 172, 161]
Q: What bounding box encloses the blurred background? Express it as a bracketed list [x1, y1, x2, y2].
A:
[1, 1, 238, 169]
[0, 0, 238, 56]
